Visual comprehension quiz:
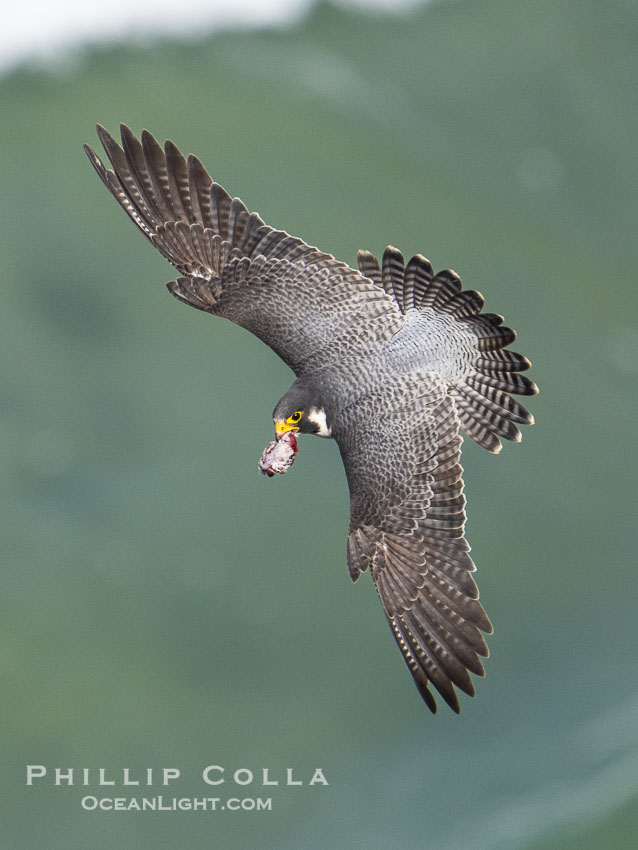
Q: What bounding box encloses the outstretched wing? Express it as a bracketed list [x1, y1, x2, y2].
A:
[85, 124, 403, 375]
[336, 376, 492, 713]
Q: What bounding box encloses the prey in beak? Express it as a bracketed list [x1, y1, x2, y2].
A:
[258, 429, 298, 477]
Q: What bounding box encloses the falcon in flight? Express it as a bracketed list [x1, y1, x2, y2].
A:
[85, 125, 537, 713]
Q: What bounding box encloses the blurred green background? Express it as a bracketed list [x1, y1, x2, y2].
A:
[3, 0, 638, 847]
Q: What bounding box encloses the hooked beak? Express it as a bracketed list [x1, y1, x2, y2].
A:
[275, 421, 299, 440]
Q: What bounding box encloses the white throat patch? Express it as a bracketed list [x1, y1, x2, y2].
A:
[307, 407, 332, 438]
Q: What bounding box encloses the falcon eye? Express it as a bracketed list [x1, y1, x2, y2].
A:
[287, 411, 302, 424]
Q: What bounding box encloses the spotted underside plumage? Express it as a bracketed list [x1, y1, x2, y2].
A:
[85, 124, 537, 713]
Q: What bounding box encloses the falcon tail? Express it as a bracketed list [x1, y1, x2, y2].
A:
[358, 247, 538, 453]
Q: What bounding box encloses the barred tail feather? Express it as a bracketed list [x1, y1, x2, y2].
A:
[358, 246, 538, 453]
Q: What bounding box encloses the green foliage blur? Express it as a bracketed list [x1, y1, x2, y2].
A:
[3, 1, 638, 847]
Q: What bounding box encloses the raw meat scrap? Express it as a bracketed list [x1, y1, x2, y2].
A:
[258, 431, 298, 476]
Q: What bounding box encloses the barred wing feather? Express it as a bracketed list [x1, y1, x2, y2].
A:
[85, 124, 403, 375]
[337, 380, 492, 713]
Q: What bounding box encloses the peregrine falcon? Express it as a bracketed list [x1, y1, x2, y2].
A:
[85, 125, 537, 713]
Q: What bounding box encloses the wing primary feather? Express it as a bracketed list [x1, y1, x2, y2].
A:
[394, 615, 461, 713]
[164, 139, 193, 222]
[120, 123, 161, 223]
[187, 154, 213, 229]
[140, 128, 176, 223]
[389, 617, 440, 714]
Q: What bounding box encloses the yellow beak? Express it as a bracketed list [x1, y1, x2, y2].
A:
[275, 420, 299, 439]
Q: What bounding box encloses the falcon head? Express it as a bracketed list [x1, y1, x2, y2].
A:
[272, 379, 332, 440]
